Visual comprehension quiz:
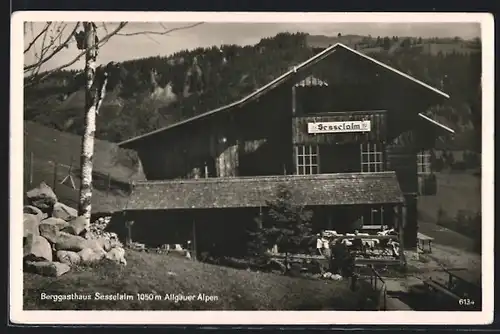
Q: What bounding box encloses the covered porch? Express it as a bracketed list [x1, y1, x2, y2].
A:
[122, 172, 407, 261]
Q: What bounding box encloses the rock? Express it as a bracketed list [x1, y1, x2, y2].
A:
[26, 182, 58, 212]
[61, 216, 87, 236]
[56, 250, 81, 266]
[54, 232, 89, 252]
[39, 218, 70, 243]
[24, 261, 70, 277]
[23, 235, 52, 262]
[79, 247, 106, 264]
[23, 213, 40, 239]
[52, 202, 78, 221]
[105, 247, 127, 265]
[96, 237, 112, 252]
[23, 205, 44, 221]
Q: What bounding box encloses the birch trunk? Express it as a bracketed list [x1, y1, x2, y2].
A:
[78, 22, 98, 230]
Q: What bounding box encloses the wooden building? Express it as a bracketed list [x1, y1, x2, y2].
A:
[117, 43, 454, 257]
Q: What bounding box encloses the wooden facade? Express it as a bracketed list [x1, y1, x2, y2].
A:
[120, 43, 453, 250]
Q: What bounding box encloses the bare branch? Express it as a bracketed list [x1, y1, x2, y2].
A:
[24, 22, 51, 54]
[116, 22, 204, 36]
[24, 21, 203, 87]
[25, 23, 80, 72]
[25, 22, 128, 87]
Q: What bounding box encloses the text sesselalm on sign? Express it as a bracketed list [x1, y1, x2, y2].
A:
[307, 121, 371, 134]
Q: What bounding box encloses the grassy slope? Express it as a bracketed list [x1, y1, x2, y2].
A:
[24, 250, 375, 311]
[23, 121, 144, 214]
[417, 171, 481, 252]
[418, 172, 481, 222]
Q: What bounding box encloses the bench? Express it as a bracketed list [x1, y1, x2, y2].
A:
[417, 232, 434, 253]
[423, 278, 462, 302]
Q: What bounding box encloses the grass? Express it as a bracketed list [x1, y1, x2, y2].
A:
[418, 171, 481, 223]
[24, 121, 145, 183]
[23, 250, 375, 311]
[23, 121, 144, 213]
[417, 171, 481, 253]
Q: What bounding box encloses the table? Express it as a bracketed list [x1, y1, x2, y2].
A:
[417, 232, 434, 253]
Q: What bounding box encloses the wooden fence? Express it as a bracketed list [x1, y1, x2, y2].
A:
[24, 151, 131, 207]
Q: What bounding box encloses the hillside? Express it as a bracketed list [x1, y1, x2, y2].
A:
[24, 33, 481, 151]
[24, 250, 375, 310]
[24, 121, 144, 213]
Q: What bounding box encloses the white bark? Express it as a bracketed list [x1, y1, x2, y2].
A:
[78, 22, 98, 230]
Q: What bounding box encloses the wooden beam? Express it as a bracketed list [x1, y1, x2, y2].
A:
[399, 204, 407, 268]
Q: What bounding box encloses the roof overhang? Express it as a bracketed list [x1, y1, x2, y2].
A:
[124, 172, 405, 211]
[418, 113, 455, 134]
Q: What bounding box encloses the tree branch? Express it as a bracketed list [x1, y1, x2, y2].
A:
[24, 22, 128, 87]
[24, 23, 80, 72]
[24, 21, 204, 87]
[116, 22, 204, 36]
[24, 22, 51, 54]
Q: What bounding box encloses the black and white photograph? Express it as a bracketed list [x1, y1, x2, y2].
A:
[10, 12, 493, 325]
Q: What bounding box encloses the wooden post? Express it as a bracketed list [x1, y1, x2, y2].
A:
[125, 220, 134, 246]
[53, 163, 58, 192]
[29, 151, 34, 187]
[106, 173, 111, 196]
[192, 219, 197, 261]
[399, 204, 407, 268]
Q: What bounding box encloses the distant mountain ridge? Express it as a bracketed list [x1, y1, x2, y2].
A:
[24, 33, 481, 150]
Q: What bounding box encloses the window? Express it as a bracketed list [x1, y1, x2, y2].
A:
[295, 145, 319, 175]
[417, 150, 431, 174]
[360, 143, 384, 173]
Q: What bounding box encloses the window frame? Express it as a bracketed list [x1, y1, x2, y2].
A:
[295, 145, 320, 175]
[360, 143, 385, 173]
[417, 150, 432, 174]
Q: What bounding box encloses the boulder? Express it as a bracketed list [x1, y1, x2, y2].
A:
[53, 232, 89, 252]
[52, 202, 78, 221]
[61, 216, 88, 236]
[79, 247, 106, 264]
[24, 261, 70, 277]
[23, 205, 45, 221]
[26, 182, 58, 212]
[56, 250, 81, 266]
[23, 235, 52, 262]
[39, 218, 70, 243]
[105, 247, 127, 265]
[84, 238, 108, 252]
[23, 213, 40, 239]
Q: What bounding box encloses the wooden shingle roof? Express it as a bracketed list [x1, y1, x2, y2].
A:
[125, 172, 404, 211]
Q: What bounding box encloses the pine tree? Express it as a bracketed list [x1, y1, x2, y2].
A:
[262, 184, 314, 254]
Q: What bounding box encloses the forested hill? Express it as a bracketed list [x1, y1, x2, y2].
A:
[24, 32, 482, 150]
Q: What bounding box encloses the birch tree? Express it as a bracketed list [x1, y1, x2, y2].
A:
[24, 21, 204, 229]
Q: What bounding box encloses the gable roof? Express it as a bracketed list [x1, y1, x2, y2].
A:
[125, 172, 404, 211]
[118, 43, 450, 148]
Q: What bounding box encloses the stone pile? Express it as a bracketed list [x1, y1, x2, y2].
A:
[23, 182, 127, 277]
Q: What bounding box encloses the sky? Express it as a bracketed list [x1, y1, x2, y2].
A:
[23, 21, 481, 73]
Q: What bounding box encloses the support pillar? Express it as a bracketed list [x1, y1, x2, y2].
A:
[403, 194, 418, 248]
[125, 220, 134, 246]
[399, 204, 407, 268]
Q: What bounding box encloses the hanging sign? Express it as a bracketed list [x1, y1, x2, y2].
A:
[307, 120, 371, 134]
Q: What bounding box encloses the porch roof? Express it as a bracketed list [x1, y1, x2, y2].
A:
[124, 171, 405, 211]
